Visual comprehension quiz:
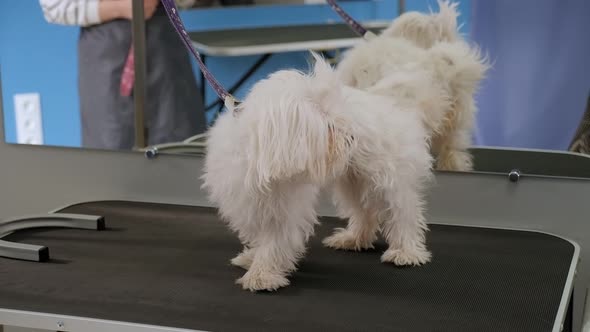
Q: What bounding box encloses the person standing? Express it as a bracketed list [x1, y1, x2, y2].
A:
[39, 0, 208, 149]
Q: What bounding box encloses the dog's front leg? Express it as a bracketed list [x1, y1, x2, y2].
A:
[236, 238, 298, 292]
[230, 246, 257, 270]
[435, 136, 473, 172]
[323, 174, 379, 251]
[433, 102, 475, 172]
[236, 224, 313, 292]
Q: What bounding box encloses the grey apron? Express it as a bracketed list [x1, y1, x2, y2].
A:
[78, 5, 207, 150]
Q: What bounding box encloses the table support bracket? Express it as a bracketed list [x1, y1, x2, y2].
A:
[0, 213, 105, 262]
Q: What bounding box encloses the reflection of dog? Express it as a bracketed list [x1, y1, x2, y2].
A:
[384, 0, 462, 48]
[202, 53, 441, 292]
[336, 0, 489, 171]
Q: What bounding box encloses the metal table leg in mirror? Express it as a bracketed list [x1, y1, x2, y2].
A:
[583, 287, 590, 332]
[132, 0, 147, 149]
[205, 53, 272, 114]
[183, 133, 207, 144]
[398, 0, 405, 15]
[0, 213, 105, 262]
[143, 133, 207, 158]
[143, 142, 206, 159]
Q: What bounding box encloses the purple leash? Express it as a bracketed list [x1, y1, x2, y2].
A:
[326, 0, 376, 40]
[160, 0, 238, 112]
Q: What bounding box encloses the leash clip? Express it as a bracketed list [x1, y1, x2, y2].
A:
[224, 96, 237, 113]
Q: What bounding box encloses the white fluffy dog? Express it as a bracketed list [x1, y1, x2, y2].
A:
[202, 52, 463, 292]
[336, 0, 489, 171]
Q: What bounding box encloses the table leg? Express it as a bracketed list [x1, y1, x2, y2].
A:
[564, 287, 573, 332]
[226, 54, 272, 96]
[583, 287, 590, 332]
[131, 0, 147, 149]
[208, 53, 273, 115]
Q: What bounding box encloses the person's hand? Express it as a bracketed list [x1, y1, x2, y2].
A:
[117, 0, 160, 20]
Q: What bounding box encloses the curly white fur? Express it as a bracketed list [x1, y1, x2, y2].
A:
[202, 54, 437, 292]
[384, 0, 461, 48]
[336, 0, 489, 171]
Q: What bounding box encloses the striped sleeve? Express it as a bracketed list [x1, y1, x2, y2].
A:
[39, 0, 101, 27]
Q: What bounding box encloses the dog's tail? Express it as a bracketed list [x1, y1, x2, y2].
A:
[245, 53, 354, 191]
[383, 0, 460, 48]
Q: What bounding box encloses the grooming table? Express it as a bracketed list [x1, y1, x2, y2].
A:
[0, 201, 578, 332]
[189, 22, 387, 112]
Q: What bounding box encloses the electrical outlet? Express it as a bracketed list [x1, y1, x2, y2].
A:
[14, 93, 44, 145]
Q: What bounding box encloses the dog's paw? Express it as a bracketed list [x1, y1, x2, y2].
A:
[381, 247, 431, 266]
[236, 269, 290, 292]
[322, 228, 375, 251]
[230, 249, 255, 270]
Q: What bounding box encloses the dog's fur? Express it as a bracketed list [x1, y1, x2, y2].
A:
[383, 0, 461, 48]
[202, 50, 468, 292]
[336, 0, 489, 171]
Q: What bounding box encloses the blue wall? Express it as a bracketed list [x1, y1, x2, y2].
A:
[0, 1, 81, 147]
[470, 0, 590, 150]
[0, 0, 470, 147]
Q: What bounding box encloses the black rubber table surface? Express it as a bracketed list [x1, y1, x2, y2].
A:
[0, 201, 575, 332]
[189, 23, 385, 48]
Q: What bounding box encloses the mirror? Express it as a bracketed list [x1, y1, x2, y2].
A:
[0, 0, 391, 152]
[1, 0, 589, 173]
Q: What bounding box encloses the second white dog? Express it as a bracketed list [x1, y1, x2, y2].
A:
[336, 0, 489, 171]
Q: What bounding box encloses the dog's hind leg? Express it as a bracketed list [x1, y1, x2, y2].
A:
[379, 177, 431, 266]
[432, 100, 475, 172]
[432, 131, 473, 171]
[435, 144, 473, 171]
[323, 172, 379, 251]
[236, 182, 319, 292]
[229, 208, 261, 271]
